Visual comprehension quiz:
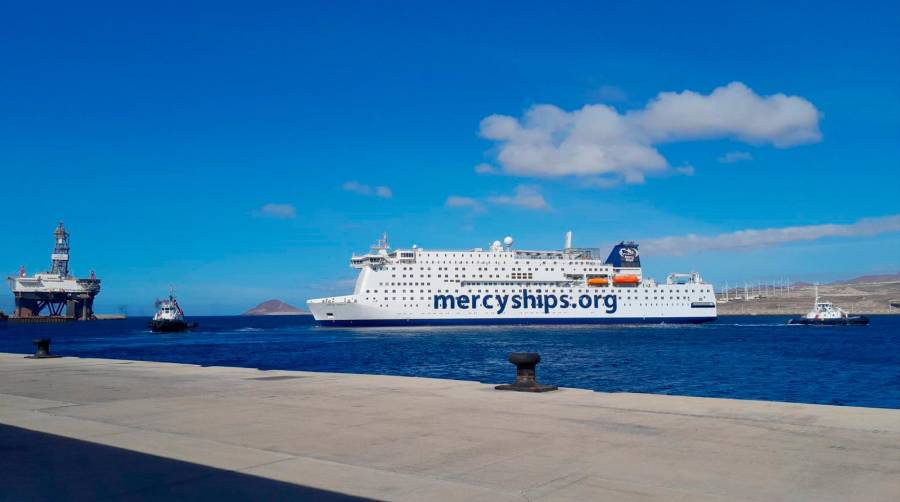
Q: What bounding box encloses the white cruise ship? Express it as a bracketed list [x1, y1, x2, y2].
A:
[307, 232, 717, 326]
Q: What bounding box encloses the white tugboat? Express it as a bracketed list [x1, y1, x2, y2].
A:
[788, 286, 869, 325]
[149, 290, 198, 332]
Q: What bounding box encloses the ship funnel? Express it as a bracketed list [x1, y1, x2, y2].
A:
[605, 241, 641, 267]
[564, 231, 572, 250]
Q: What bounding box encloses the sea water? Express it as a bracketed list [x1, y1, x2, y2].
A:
[1, 315, 898, 409]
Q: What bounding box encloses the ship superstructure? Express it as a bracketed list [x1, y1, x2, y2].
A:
[7, 222, 101, 322]
[308, 232, 717, 326]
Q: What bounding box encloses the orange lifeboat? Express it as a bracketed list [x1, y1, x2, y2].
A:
[612, 275, 640, 285]
[586, 277, 609, 286]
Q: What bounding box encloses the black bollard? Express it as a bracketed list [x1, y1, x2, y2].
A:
[495, 352, 557, 392]
[26, 338, 62, 359]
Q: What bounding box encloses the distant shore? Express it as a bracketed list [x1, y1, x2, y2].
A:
[94, 313, 127, 320]
[244, 312, 312, 316]
[718, 312, 899, 317]
[716, 278, 900, 316]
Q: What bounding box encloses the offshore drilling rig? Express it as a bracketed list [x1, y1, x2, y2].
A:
[6, 222, 101, 322]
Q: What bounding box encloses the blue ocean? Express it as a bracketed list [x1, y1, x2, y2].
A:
[1, 315, 898, 409]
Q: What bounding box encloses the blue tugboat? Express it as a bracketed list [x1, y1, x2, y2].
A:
[788, 286, 868, 326]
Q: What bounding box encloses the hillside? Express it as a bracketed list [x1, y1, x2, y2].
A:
[831, 272, 900, 285]
[717, 273, 900, 315]
[242, 300, 308, 316]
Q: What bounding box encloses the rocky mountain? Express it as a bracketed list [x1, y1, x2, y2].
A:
[242, 300, 308, 316]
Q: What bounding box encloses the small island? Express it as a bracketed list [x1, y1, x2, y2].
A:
[242, 299, 309, 316]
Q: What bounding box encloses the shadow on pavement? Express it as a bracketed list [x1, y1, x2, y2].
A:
[0, 424, 375, 501]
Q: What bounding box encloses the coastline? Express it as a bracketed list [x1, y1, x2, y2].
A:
[716, 279, 900, 316]
[241, 312, 312, 316]
[717, 311, 900, 316]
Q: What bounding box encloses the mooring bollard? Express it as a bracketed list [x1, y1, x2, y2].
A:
[26, 338, 61, 359]
[495, 352, 557, 392]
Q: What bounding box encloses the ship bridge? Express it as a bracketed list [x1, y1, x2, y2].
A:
[350, 233, 420, 269]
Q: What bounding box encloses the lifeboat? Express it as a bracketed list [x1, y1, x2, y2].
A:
[586, 277, 609, 286]
[612, 275, 640, 285]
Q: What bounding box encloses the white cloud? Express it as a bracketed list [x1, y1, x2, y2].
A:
[446, 185, 551, 213]
[253, 203, 296, 219]
[487, 185, 550, 211]
[579, 176, 621, 189]
[479, 82, 821, 184]
[717, 151, 753, 164]
[342, 181, 393, 199]
[479, 104, 666, 181]
[474, 163, 498, 175]
[632, 82, 821, 147]
[641, 214, 900, 256]
[445, 196, 485, 213]
[342, 180, 368, 194]
[594, 85, 628, 103]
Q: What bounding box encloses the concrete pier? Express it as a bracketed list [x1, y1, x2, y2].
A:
[1, 353, 898, 501]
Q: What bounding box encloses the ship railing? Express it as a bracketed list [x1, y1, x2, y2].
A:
[666, 272, 705, 285]
[316, 295, 357, 304]
[350, 254, 391, 268]
[459, 279, 578, 288]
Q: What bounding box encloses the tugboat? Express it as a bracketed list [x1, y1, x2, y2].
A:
[149, 292, 198, 332]
[788, 286, 869, 326]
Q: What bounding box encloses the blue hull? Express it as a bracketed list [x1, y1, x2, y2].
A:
[316, 316, 717, 327]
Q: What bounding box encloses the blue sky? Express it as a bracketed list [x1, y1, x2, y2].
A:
[2, 1, 899, 314]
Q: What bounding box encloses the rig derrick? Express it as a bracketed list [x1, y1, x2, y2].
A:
[7, 222, 101, 323]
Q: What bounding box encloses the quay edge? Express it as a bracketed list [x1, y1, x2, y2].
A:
[1, 353, 897, 501]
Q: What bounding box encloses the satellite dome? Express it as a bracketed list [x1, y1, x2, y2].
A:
[492, 240, 502, 247]
[503, 236, 513, 246]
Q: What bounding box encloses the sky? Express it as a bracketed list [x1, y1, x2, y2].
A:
[1, 1, 899, 315]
